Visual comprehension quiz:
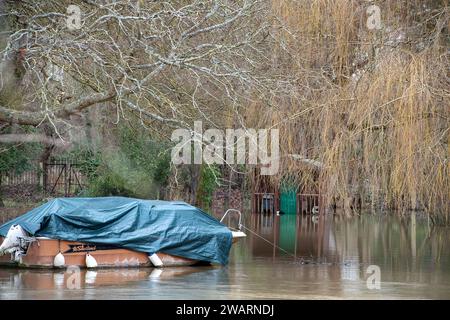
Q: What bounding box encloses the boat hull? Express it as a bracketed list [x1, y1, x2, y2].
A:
[0, 237, 198, 268]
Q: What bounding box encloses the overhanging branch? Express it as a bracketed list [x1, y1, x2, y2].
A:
[0, 133, 70, 146]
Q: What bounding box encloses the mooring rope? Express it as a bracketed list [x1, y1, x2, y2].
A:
[238, 223, 297, 259]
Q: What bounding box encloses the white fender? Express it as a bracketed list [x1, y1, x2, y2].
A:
[53, 252, 65, 267]
[0, 224, 27, 253]
[85, 253, 98, 268]
[149, 253, 164, 267]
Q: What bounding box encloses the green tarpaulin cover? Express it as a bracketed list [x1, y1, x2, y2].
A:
[0, 197, 233, 265]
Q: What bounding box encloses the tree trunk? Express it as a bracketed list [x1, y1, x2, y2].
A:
[0, 171, 4, 207]
[40, 126, 55, 193]
[225, 165, 233, 210]
[191, 164, 201, 206]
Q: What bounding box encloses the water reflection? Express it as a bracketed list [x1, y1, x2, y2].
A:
[230, 212, 450, 299]
[242, 213, 449, 266]
[0, 267, 220, 299]
[0, 213, 449, 299]
[279, 215, 297, 254]
[245, 213, 335, 261]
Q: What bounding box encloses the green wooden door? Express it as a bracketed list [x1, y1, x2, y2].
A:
[280, 189, 297, 215]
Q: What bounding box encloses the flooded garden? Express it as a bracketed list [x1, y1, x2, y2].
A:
[0, 0, 448, 302]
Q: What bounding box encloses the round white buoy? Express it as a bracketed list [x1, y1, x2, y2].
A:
[85, 253, 98, 268]
[149, 253, 164, 267]
[53, 252, 65, 267]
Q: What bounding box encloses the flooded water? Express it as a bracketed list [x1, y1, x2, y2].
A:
[0, 212, 449, 299]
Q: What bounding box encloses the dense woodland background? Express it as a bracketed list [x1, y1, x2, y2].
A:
[0, 1, 448, 223]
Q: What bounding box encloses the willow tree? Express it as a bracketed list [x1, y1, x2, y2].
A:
[249, 0, 449, 222]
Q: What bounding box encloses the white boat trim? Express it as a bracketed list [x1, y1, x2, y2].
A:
[231, 231, 246, 239]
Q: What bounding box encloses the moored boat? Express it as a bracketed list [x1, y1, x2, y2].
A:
[0, 197, 246, 269]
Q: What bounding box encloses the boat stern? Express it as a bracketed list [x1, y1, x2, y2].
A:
[231, 230, 246, 243]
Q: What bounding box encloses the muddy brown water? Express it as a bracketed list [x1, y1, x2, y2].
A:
[0, 209, 449, 299]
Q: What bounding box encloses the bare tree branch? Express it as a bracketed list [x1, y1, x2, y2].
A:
[0, 133, 69, 146]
